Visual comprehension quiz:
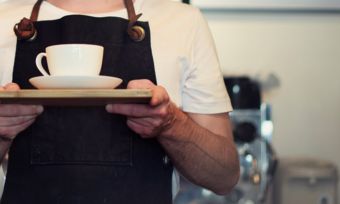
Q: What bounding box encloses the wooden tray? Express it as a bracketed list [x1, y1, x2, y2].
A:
[0, 89, 152, 106]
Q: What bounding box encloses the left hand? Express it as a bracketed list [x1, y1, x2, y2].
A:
[106, 79, 178, 139]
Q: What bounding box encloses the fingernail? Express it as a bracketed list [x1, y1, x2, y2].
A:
[36, 106, 44, 114]
[106, 104, 113, 112]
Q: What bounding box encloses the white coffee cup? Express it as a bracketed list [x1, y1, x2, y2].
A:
[35, 44, 104, 76]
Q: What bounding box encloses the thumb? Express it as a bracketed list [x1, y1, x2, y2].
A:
[4, 83, 21, 91]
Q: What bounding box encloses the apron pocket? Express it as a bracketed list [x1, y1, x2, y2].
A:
[30, 107, 132, 166]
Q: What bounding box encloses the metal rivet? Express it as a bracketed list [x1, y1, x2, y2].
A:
[13, 20, 38, 42]
[131, 25, 145, 42]
[27, 30, 38, 41]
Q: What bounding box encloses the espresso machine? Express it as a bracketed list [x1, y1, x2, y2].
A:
[174, 76, 277, 204]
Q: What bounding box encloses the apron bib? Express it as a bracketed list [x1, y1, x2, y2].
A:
[1, 1, 173, 204]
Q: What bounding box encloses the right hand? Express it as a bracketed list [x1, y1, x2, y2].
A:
[0, 83, 43, 142]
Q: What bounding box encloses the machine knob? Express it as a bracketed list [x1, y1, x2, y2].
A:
[233, 122, 257, 143]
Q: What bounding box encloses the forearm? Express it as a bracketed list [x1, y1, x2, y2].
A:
[158, 109, 240, 195]
[106, 81, 239, 193]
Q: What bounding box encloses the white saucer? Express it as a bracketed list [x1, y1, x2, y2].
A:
[29, 75, 123, 89]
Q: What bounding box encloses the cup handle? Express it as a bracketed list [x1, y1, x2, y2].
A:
[35, 53, 49, 76]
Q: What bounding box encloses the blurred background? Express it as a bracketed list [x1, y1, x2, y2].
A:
[174, 0, 340, 204]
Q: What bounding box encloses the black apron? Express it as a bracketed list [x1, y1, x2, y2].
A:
[1, 1, 173, 204]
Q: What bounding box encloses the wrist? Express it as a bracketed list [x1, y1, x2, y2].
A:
[158, 105, 190, 141]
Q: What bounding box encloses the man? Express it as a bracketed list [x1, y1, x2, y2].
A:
[0, 0, 239, 203]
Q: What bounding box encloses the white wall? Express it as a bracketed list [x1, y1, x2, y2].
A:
[202, 9, 340, 201]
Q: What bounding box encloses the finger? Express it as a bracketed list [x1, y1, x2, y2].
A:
[106, 104, 156, 117]
[127, 79, 155, 89]
[126, 80, 170, 106]
[0, 118, 36, 140]
[0, 105, 43, 117]
[17, 118, 36, 132]
[150, 86, 169, 107]
[127, 80, 169, 106]
[0, 83, 20, 104]
[128, 116, 162, 128]
[0, 115, 39, 127]
[4, 83, 20, 91]
[126, 119, 153, 138]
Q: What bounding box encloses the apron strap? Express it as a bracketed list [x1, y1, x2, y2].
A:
[30, 0, 44, 22]
[13, 0, 44, 41]
[13, 0, 145, 42]
[124, 0, 145, 42]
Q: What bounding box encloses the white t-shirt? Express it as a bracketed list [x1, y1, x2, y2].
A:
[0, 0, 232, 197]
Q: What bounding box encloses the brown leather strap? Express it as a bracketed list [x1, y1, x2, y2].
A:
[124, 0, 142, 24]
[124, 0, 145, 42]
[30, 0, 44, 22]
[14, 0, 145, 42]
[14, 0, 44, 41]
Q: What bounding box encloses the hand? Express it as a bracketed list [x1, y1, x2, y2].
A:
[106, 79, 179, 139]
[0, 83, 44, 141]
